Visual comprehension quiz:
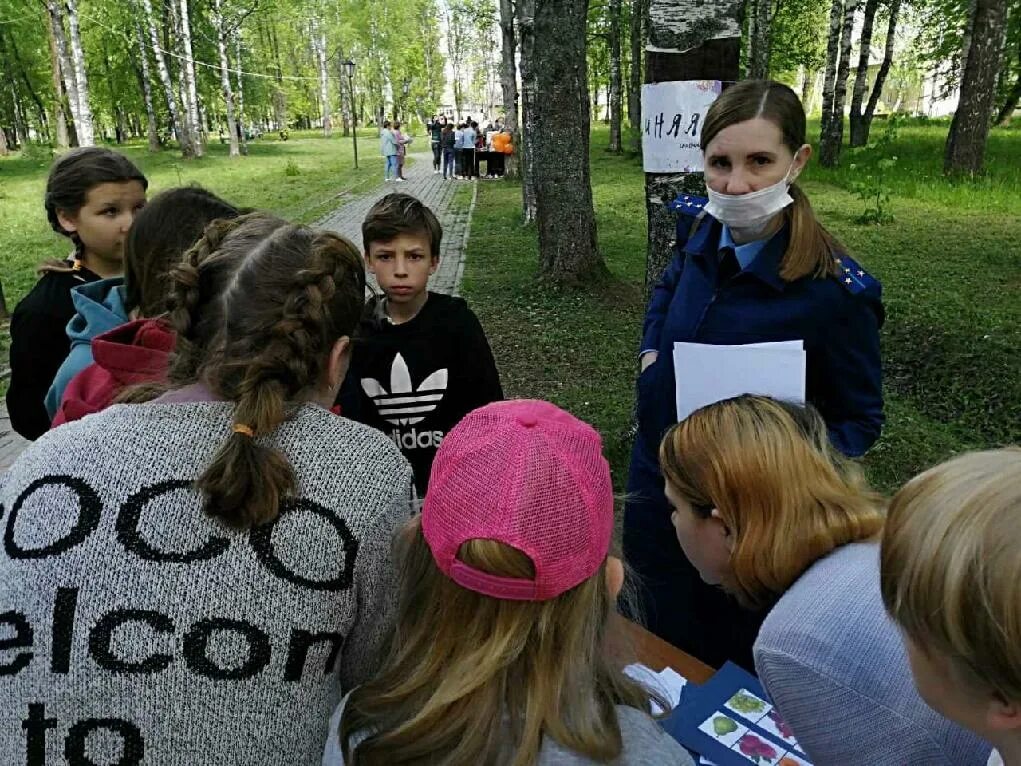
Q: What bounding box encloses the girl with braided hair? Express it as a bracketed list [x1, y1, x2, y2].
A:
[6, 147, 147, 439]
[0, 214, 414, 764]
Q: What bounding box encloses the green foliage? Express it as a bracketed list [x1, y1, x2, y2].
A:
[284, 158, 300, 175]
[847, 115, 902, 224]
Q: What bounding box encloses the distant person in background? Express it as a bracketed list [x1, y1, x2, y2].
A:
[379, 120, 398, 182]
[428, 116, 445, 174]
[441, 123, 457, 180]
[462, 121, 477, 180]
[394, 122, 411, 182]
[453, 122, 466, 179]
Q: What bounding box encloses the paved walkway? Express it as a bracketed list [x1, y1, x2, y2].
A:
[317, 150, 476, 296]
[1, 150, 478, 473]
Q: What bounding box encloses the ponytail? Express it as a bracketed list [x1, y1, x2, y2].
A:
[778, 185, 843, 282]
[167, 221, 364, 529]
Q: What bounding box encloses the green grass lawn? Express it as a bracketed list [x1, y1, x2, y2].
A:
[0, 129, 382, 386]
[462, 122, 1021, 493]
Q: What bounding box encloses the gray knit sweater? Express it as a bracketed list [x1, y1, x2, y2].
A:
[0, 401, 413, 765]
[754, 542, 993, 766]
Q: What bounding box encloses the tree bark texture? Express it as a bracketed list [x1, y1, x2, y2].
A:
[628, 0, 644, 149]
[64, 0, 94, 145]
[517, 0, 538, 222]
[46, 14, 70, 149]
[134, 17, 161, 151]
[820, 0, 843, 140]
[47, 1, 80, 140]
[945, 0, 1008, 173]
[310, 19, 331, 136]
[530, 0, 605, 284]
[234, 34, 248, 155]
[860, 0, 900, 143]
[848, 0, 879, 146]
[141, 0, 193, 156]
[177, 0, 203, 155]
[499, 0, 520, 177]
[748, 0, 772, 78]
[643, 0, 741, 302]
[212, 0, 239, 157]
[609, 0, 624, 151]
[995, 45, 1021, 124]
[820, 0, 858, 166]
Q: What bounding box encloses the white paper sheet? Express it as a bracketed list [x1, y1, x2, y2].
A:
[625, 663, 688, 715]
[673, 341, 806, 423]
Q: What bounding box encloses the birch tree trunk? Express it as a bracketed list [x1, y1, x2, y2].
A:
[820, 0, 858, 166]
[945, 0, 1008, 173]
[995, 42, 1021, 124]
[212, 0, 240, 157]
[141, 0, 193, 156]
[47, 15, 70, 149]
[628, 0, 644, 149]
[310, 18, 331, 136]
[178, 0, 203, 155]
[499, 0, 520, 177]
[820, 0, 843, 140]
[960, 0, 979, 83]
[848, 0, 880, 146]
[270, 23, 286, 130]
[64, 0, 94, 145]
[517, 0, 538, 221]
[0, 126, 8, 156]
[234, 34, 248, 155]
[530, 0, 605, 284]
[47, 1, 80, 139]
[860, 0, 901, 143]
[609, 0, 624, 151]
[134, 17, 161, 151]
[748, 0, 772, 78]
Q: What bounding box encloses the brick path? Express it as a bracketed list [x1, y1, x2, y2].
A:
[0, 150, 478, 473]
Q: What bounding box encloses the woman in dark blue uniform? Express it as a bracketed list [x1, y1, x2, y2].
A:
[625, 80, 884, 671]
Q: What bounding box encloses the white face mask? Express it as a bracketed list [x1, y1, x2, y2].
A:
[704, 161, 797, 238]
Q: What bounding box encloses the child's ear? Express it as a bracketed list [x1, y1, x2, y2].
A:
[429, 255, 439, 275]
[56, 208, 80, 235]
[988, 692, 1021, 733]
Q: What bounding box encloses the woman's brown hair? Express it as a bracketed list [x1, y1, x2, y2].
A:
[660, 395, 884, 609]
[339, 516, 660, 766]
[165, 213, 366, 529]
[701, 80, 845, 282]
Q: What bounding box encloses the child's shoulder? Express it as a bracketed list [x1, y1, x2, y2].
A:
[14, 268, 89, 318]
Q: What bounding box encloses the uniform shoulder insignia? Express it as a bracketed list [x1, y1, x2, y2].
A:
[667, 194, 709, 213]
[832, 254, 878, 295]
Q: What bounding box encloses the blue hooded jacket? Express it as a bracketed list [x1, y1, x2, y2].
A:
[45, 277, 128, 419]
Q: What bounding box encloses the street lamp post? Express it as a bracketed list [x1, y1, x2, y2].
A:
[342, 59, 358, 169]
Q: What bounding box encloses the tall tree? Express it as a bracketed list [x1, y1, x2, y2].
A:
[46, 14, 70, 149]
[235, 34, 249, 154]
[177, 0, 203, 155]
[517, 0, 538, 220]
[852, 0, 901, 146]
[47, 0, 82, 143]
[212, 0, 241, 156]
[608, 0, 623, 151]
[748, 0, 773, 78]
[529, 0, 604, 284]
[64, 0, 94, 145]
[498, 0, 520, 177]
[627, 0, 643, 148]
[133, 16, 161, 151]
[945, 0, 1009, 173]
[993, 3, 1020, 124]
[140, 0, 194, 156]
[819, 0, 842, 139]
[819, 0, 858, 166]
[848, 0, 880, 146]
[309, 16, 331, 135]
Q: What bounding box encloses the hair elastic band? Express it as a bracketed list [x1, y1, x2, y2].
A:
[232, 424, 255, 438]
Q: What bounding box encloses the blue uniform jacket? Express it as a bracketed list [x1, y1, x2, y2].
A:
[635, 200, 884, 461]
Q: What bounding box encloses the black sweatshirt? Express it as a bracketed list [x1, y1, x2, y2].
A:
[6, 263, 101, 440]
[340, 292, 503, 495]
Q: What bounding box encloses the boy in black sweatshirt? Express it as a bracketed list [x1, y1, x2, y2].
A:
[341, 193, 502, 495]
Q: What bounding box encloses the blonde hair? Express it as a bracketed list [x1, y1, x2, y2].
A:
[701, 80, 845, 282]
[339, 516, 658, 766]
[881, 448, 1021, 702]
[659, 395, 884, 609]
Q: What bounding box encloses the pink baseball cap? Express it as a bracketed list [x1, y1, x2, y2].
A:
[422, 399, 614, 601]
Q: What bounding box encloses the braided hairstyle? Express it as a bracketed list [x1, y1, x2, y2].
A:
[166, 214, 366, 529]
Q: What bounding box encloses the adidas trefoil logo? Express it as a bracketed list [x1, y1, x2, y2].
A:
[362, 353, 448, 426]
